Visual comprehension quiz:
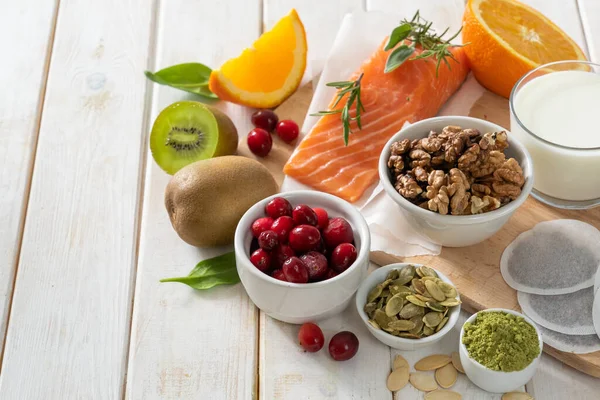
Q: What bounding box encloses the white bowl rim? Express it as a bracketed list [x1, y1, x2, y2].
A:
[234, 190, 371, 289]
[378, 116, 534, 225]
[356, 263, 461, 345]
[459, 307, 544, 374]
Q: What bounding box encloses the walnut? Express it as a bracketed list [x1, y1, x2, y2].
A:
[395, 174, 423, 199]
[471, 151, 506, 178]
[470, 195, 501, 214]
[387, 155, 405, 175]
[462, 128, 481, 141]
[447, 168, 470, 215]
[390, 138, 411, 155]
[457, 144, 479, 171]
[493, 158, 525, 187]
[431, 151, 446, 166]
[413, 166, 429, 182]
[444, 133, 468, 163]
[409, 149, 431, 168]
[428, 186, 450, 215]
[441, 125, 463, 137]
[471, 183, 492, 197]
[419, 135, 444, 153]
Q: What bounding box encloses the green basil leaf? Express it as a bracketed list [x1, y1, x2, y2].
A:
[384, 23, 412, 51]
[384, 45, 416, 73]
[160, 251, 240, 290]
[145, 62, 218, 99]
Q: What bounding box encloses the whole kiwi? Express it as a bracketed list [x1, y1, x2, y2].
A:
[165, 156, 279, 247]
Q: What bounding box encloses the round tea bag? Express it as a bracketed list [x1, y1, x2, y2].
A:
[518, 287, 596, 335]
[501, 220, 600, 295]
[538, 325, 600, 354]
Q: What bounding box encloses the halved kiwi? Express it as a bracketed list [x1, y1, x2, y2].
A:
[150, 101, 238, 174]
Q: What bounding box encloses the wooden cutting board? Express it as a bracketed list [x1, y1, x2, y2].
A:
[238, 80, 600, 378]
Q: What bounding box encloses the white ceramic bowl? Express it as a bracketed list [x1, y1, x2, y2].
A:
[234, 190, 371, 324]
[459, 308, 543, 393]
[378, 116, 534, 247]
[356, 263, 461, 350]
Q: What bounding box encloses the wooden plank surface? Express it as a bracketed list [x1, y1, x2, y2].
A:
[0, 0, 154, 397]
[0, 0, 58, 352]
[125, 1, 261, 399]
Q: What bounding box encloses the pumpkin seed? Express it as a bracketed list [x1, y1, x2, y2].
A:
[451, 352, 464, 374]
[436, 317, 449, 332]
[420, 266, 438, 278]
[425, 280, 446, 302]
[393, 354, 408, 370]
[409, 315, 424, 335]
[376, 297, 385, 310]
[389, 284, 411, 296]
[395, 266, 415, 286]
[420, 276, 438, 282]
[435, 363, 457, 389]
[501, 392, 533, 400]
[364, 302, 377, 315]
[426, 301, 446, 313]
[439, 298, 461, 307]
[381, 279, 393, 289]
[425, 390, 462, 400]
[437, 281, 457, 297]
[399, 302, 424, 319]
[387, 366, 409, 391]
[409, 373, 438, 392]
[399, 332, 421, 339]
[412, 278, 426, 294]
[385, 293, 405, 317]
[381, 289, 390, 299]
[423, 326, 434, 336]
[423, 312, 443, 328]
[415, 266, 425, 278]
[388, 319, 416, 331]
[367, 284, 383, 303]
[374, 309, 392, 328]
[386, 269, 400, 281]
[383, 327, 399, 334]
[415, 294, 434, 302]
[367, 319, 380, 330]
[406, 295, 428, 307]
[415, 354, 452, 371]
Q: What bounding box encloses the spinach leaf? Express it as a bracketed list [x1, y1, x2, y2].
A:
[160, 252, 240, 290]
[145, 62, 218, 99]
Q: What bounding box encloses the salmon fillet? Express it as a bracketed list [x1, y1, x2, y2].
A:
[283, 39, 469, 202]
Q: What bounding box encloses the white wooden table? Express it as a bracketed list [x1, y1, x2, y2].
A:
[2, 0, 600, 398]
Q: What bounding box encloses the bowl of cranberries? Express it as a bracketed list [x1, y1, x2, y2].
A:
[234, 190, 370, 324]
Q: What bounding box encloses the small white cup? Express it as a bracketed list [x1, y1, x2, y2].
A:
[459, 308, 543, 393]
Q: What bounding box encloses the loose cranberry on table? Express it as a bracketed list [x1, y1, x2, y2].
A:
[298, 322, 325, 352]
[251, 217, 273, 238]
[328, 331, 359, 361]
[271, 268, 287, 281]
[258, 230, 279, 251]
[250, 248, 271, 272]
[247, 128, 272, 157]
[292, 204, 318, 226]
[251, 109, 279, 132]
[312, 207, 329, 230]
[330, 243, 358, 273]
[323, 217, 354, 249]
[276, 119, 299, 143]
[270, 216, 294, 242]
[282, 257, 309, 283]
[265, 197, 292, 219]
[300, 251, 328, 281]
[288, 225, 321, 252]
[271, 244, 295, 269]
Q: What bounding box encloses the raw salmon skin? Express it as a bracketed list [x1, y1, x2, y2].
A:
[283, 39, 469, 202]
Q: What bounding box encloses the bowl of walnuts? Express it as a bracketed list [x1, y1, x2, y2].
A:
[378, 116, 533, 247]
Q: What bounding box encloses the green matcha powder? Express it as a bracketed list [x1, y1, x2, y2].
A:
[462, 311, 540, 372]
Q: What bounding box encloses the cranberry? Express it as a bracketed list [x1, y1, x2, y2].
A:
[250, 248, 272, 272]
[251, 109, 279, 132]
[258, 230, 279, 251]
[313, 207, 329, 230]
[298, 322, 325, 352]
[272, 269, 287, 281]
[324, 269, 338, 280]
[251, 217, 274, 238]
[328, 331, 359, 361]
[323, 217, 354, 249]
[330, 243, 358, 273]
[271, 216, 294, 243]
[288, 225, 321, 253]
[292, 204, 318, 226]
[282, 257, 309, 283]
[300, 251, 328, 281]
[271, 244, 296, 269]
[247, 128, 272, 157]
[265, 197, 292, 219]
[276, 119, 299, 143]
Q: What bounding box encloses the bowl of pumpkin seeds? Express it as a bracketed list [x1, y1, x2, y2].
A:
[356, 263, 461, 350]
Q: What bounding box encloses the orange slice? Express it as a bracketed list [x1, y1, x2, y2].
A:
[462, 0, 587, 98]
[209, 9, 307, 108]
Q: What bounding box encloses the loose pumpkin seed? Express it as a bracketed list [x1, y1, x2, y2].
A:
[388, 319, 416, 331]
[435, 363, 457, 389]
[425, 390, 462, 400]
[409, 373, 438, 392]
[387, 366, 409, 391]
[367, 284, 383, 303]
[415, 354, 452, 371]
[436, 317, 449, 332]
[450, 352, 464, 374]
[425, 280, 446, 302]
[423, 312, 443, 328]
[393, 354, 408, 370]
[501, 392, 533, 400]
[385, 294, 405, 317]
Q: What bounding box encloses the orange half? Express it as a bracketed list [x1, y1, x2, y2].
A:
[463, 0, 587, 98]
[209, 9, 307, 108]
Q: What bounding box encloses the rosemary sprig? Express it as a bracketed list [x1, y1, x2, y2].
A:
[311, 73, 365, 146]
[384, 11, 467, 76]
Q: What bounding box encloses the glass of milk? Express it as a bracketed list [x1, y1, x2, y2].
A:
[510, 61, 600, 209]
